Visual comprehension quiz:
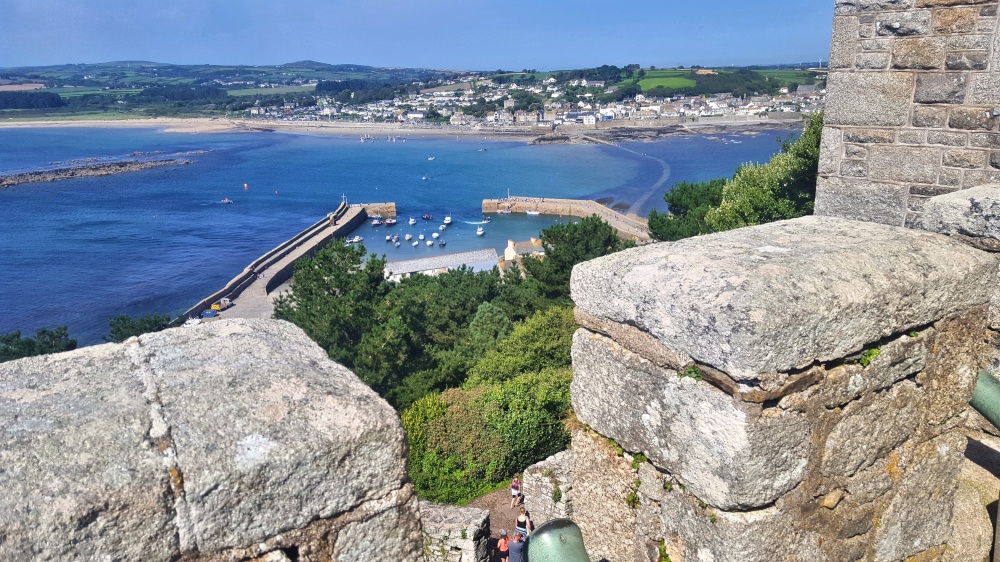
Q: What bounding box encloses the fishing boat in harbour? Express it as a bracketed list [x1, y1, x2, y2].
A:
[482, 216, 491, 223]
[385, 218, 398, 226]
[409, 217, 417, 225]
[526, 210, 540, 216]
[443, 216, 452, 225]
[439, 240, 447, 247]
[439, 224, 447, 231]
[371, 219, 383, 226]
[422, 214, 433, 221]
[476, 226, 485, 236]
[418, 234, 425, 240]
[497, 208, 512, 214]
[405, 234, 413, 241]
[432, 232, 440, 239]
[426, 240, 434, 246]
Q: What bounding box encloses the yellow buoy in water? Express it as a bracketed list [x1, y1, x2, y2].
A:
[244, 183, 248, 190]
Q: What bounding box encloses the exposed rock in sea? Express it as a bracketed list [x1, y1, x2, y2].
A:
[0, 158, 190, 188]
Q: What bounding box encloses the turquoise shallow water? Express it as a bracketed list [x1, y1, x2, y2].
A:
[0, 126, 796, 344]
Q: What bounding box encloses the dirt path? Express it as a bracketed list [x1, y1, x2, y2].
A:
[466, 488, 527, 562]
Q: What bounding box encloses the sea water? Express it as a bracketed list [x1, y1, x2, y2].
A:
[0, 126, 796, 344]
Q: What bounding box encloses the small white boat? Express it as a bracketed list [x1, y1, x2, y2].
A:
[443, 216, 452, 225]
[422, 176, 428, 181]
[405, 234, 413, 241]
[428, 156, 435, 161]
[346, 235, 364, 244]
[385, 218, 398, 225]
[439, 224, 446, 231]
[426, 240, 434, 246]
[418, 234, 425, 240]
[497, 209, 512, 214]
[476, 227, 485, 236]
[409, 217, 417, 225]
[412, 241, 419, 247]
[395, 242, 401, 247]
[385, 235, 392, 241]
[526, 210, 540, 216]
[432, 232, 440, 239]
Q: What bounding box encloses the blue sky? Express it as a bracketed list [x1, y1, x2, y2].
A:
[1, 0, 835, 70]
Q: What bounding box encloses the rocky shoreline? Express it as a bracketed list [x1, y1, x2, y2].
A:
[0, 158, 191, 188]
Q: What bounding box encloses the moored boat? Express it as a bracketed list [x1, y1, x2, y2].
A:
[439, 224, 446, 231]
[439, 240, 447, 247]
[405, 233, 413, 241]
[412, 241, 419, 247]
[497, 208, 512, 214]
[426, 240, 434, 246]
[385, 218, 398, 225]
[443, 215, 452, 225]
[526, 210, 540, 216]
[409, 217, 417, 225]
[432, 232, 440, 239]
[418, 234, 425, 240]
[422, 214, 433, 221]
[372, 219, 383, 226]
[476, 226, 485, 236]
[482, 216, 491, 223]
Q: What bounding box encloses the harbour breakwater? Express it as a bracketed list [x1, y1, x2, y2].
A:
[483, 196, 652, 242]
[0, 158, 190, 188]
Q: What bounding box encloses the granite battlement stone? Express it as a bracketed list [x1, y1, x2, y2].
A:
[571, 215, 998, 380]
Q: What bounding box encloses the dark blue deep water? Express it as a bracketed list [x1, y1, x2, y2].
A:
[0, 126, 796, 344]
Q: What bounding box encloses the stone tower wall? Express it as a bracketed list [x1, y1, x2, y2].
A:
[816, 0, 1000, 228]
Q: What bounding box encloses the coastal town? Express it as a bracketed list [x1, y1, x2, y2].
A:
[234, 70, 826, 130]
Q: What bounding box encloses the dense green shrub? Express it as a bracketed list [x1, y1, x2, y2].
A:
[0, 327, 76, 363]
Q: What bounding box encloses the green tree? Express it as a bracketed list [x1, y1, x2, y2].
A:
[647, 179, 726, 241]
[0, 327, 77, 363]
[705, 112, 822, 231]
[106, 313, 174, 342]
[273, 241, 390, 369]
[465, 306, 576, 386]
[522, 215, 635, 300]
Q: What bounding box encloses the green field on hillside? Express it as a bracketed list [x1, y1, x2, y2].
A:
[638, 76, 697, 89]
[227, 85, 316, 97]
[755, 69, 818, 85]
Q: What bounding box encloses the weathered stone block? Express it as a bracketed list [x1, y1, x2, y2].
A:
[822, 381, 924, 477]
[878, 10, 932, 35]
[856, 51, 892, 69]
[967, 74, 1000, 104]
[831, 16, 861, 69]
[983, 4, 998, 16]
[892, 37, 947, 69]
[860, 23, 877, 38]
[928, 130, 968, 146]
[867, 145, 941, 183]
[874, 433, 965, 561]
[948, 33, 992, 49]
[825, 72, 915, 127]
[932, 7, 980, 33]
[977, 16, 995, 32]
[906, 211, 926, 229]
[0, 319, 423, 561]
[940, 167, 964, 186]
[842, 160, 869, 177]
[946, 50, 990, 70]
[949, 106, 999, 130]
[912, 183, 961, 196]
[819, 127, 844, 175]
[971, 132, 1000, 148]
[917, 0, 996, 6]
[845, 144, 869, 159]
[923, 184, 1000, 239]
[844, 127, 896, 143]
[571, 331, 811, 510]
[816, 176, 909, 225]
[944, 148, 987, 168]
[570, 215, 998, 379]
[913, 105, 950, 127]
[862, 38, 893, 50]
[964, 170, 1000, 186]
[837, 0, 914, 13]
[898, 129, 926, 144]
[914, 73, 968, 104]
[991, 151, 1000, 168]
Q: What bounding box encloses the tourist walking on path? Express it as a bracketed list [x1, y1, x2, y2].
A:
[507, 532, 525, 562]
[510, 473, 521, 509]
[515, 506, 531, 537]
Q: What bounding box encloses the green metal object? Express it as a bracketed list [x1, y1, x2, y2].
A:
[970, 369, 1000, 430]
[525, 518, 590, 562]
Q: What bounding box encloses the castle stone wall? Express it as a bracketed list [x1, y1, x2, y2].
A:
[534, 216, 999, 561]
[816, 0, 1000, 228]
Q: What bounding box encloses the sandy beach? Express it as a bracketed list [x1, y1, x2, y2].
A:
[0, 116, 803, 143]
